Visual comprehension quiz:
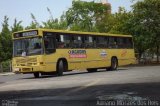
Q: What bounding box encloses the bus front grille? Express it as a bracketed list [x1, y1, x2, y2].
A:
[16, 57, 37, 66]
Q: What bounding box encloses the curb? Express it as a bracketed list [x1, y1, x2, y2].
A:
[0, 72, 15, 76]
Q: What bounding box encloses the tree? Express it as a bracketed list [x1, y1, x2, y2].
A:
[132, 0, 160, 62]
[58, 13, 68, 30]
[108, 7, 149, 60]
[25, 13, 40, 29]
[65, 0, 111, 32]
[109, 7, 133, 34]
[0, 32, 2, 62]
[11, 19, 23, 32]
[42, 8, 67, 29]
[0, 16, 12, 61]
[42, 18, 59, 29]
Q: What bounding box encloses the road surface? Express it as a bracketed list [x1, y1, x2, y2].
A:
[0, 66, 160, 106]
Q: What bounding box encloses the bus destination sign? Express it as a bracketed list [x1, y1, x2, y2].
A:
[14, 30, 38, 38]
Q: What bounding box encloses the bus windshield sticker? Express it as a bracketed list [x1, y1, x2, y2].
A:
[100, 50, 107, 58]
[68, 50, 87, 58]
[21, 51, 27, 56]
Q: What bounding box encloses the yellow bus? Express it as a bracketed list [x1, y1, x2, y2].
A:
[12, 29, 135, 78]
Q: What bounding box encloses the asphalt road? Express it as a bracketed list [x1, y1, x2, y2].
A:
[0, 66, 160, 106]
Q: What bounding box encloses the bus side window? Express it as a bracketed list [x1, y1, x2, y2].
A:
[63, 35, 71, 48]
[56, 34, 72, 48]
[72, 35, 83, 48]
[93, 37, 97, 48]
[117, 37, 124, 49]
[108, 37, 118, 48]
[84, 36, 94, 48]
[56, 35, 63, 48]
[97, 36, 108, 48]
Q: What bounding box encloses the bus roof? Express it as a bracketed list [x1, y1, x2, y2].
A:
[13, 28, 132, 38]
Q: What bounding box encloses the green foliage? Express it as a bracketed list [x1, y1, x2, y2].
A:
[0, 33, 2, 61]
[42, 8, 67, 30]
[109, 7, 133, 34]
[0, 16, 12, 62]
[132, 0, 160, 62]
[43, 19, 59, 29]
[25, 13, 40, 29]
[65, 0, 111, 32]
[0, 17, 23, 62]
[11, 19, 23, 32]
[0, 60, 11, 72]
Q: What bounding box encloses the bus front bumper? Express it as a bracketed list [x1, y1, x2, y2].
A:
[13, 66, 45, 74]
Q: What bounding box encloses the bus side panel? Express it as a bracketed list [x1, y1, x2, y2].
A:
[107, 49, 116, 66]
[82, 49, 111, 69]
[114, 49, 135, 66]
[43, 48, 135, 72]
[43, 54, 57, 72]
[67, 49, 87, 70]
[84, 49, 101, 69]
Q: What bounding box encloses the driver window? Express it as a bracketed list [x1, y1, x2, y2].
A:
[44, 32, 56, 54]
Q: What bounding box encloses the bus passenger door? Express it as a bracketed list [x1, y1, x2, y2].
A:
[43, 32, 57, 72]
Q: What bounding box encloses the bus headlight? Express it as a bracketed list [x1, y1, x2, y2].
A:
[13, 68, 20, 72]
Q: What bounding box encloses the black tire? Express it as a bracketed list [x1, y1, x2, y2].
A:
[108, 57, 118, 71]
[87, 68, 97, 73]
[57, 60, 66, 76]
[33, 72, 40, 78]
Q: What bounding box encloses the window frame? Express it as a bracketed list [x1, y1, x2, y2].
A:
[43, 31, 133, 50]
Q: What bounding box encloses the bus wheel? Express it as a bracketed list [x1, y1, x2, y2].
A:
[108, 57, 118, 71]
[87, 68, 97, 73]
[57, 60, 65, 76]
[33, 72, 40, 78]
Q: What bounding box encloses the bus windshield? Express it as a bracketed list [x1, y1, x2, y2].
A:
[13, 37, 43, 57]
